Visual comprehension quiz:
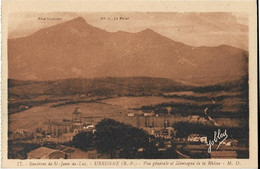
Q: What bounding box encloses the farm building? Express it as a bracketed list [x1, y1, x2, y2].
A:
[27, 147, 67, 159]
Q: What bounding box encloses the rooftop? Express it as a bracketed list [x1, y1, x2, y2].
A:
[27, 147, 60, 158]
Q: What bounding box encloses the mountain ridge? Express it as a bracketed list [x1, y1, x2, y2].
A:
[8, 17, 248, 85]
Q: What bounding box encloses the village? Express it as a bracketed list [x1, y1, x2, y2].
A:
[8, 107, 248, 159]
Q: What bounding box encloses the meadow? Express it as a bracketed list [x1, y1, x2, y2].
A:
[8, 76, 249, 135]
[9, 95, 247, 134]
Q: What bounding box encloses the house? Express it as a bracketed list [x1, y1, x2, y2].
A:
[164, 141, 172, 148]
[46, 134, 54, 138]
[127, 113, 135, 117]
[158, 148, 167, 152]
[223, 139, 238, 146]
[188, 115, 200, 122]
[34, 133, 43, 138]
[143, 112, 154, 117]
[15, 129, 29, 135]
[200, 136, 207, 144]
[83, 124, 95, 129]
[187, 134, 207, 144]
[27, 147, 67, 159]
[198, 117, 208, 123]
[223, 141, 232, 146]
[210, 151, 237, 159]
[154, 127, 176, 139]
[187, 134, 200, 142]
[18, 105, 29, 111]
[146, 128, 156, 135]
[13, 129, 31, 139]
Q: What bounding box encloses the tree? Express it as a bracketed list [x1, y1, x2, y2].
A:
[95, 118, 150, 158]
[72, 131, 94, 151]
[154, 107, 168, 115]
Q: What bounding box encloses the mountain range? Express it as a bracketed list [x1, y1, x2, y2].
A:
[8, 17, 248, 85]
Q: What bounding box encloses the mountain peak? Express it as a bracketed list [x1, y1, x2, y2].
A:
[60, 17, 107, 34]
[144, 28, 154, 32]
[139, 28, 155, 33]
[72, 17, 86, 22]
[137, 28, 160, 37]
[67, 17, 88, 25]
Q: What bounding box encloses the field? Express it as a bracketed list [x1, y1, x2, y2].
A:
[9, 102, 123, 132]
[100, 96, 211, 109]
[8, 76, 249, 141]
[9, 95, 248, 133]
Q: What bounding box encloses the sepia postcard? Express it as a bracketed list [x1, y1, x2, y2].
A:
[1, 0, 258, 168]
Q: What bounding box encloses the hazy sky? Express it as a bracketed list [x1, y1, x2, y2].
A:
[8, 12, 248, 50]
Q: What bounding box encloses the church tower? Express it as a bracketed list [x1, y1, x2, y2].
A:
[72, 107, 82, 123]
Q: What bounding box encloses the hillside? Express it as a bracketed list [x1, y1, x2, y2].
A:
[8, 17, 248, 85]
[8, 76, 248, 118]
[8, 77, 186, 98]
